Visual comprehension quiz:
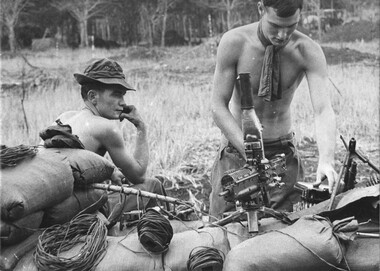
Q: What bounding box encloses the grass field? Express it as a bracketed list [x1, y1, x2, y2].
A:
[1, 42, 379, 205]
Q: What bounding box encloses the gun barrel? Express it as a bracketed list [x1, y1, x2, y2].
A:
[91, 183, 192, 206]
[218, 190, 230, 197]
[236, 184, 260, 199]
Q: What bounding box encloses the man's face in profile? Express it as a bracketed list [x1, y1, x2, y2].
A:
[95, 86, 127, 120]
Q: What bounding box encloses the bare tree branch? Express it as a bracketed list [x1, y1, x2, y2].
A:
[0, 0, 30, 52]
[50, 0, 112, 47]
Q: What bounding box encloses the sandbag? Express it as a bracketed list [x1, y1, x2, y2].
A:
[99, 227, 229, 271]
[223, 215, 344, 271]
[15, 227, 230, 271]
[40, 188, 108, 227]
[288, 184, 380, 222]
[0, 231, 41, 271]
[340, 237, 379, 271]
[224, 217, 288, 249]
[1, 148, 74, 221]
[0, 211, 43, 247]
[53, 148, 116, 185]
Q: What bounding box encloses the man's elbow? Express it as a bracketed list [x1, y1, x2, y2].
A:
[132, 176, 145, 184]
[315, 106, 336, 127]
[121, 167, 146, 185]
[211, 103, 224, 122]
[315, 104, 335, 118]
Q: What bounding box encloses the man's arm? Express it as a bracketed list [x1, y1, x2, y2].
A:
[98, 109, 149, 184]
[304, 41, 338, 192]
[211, 32, 246, 158]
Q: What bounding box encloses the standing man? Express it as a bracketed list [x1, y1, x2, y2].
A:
[55, 58, 165, 215]
[209, 0, 338, 219]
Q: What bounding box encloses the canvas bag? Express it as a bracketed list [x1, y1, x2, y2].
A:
[223, 215, 345, 271]
[1, 148, 74, 221]
[40, 188, 108, 227]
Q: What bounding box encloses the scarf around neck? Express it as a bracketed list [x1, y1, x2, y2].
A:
[257, 21, 284, 102]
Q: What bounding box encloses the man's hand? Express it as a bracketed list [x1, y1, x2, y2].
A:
[313, 162, 340, 193]
[110, 167, 125, 186]
[119, 105, 145, 128]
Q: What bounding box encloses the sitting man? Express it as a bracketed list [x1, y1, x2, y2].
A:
[53, 58, 165, 222]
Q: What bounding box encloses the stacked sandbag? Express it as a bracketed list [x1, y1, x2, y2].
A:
[0, 212, 44, 247]
[40, 188, 108, 227]
[0, 147, 116, 270]
[37, 147, 115, 227]
[340, 237, 379, 271]
[0, 148, 74, 270]
[0, 148, 74, 238]
[223, 215, 345, 271]
[15, 227, 230, 271]
[53, 148, 116, 186]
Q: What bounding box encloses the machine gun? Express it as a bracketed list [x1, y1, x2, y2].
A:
[293, 136, 380, 211]
[215, 73, 287, 234]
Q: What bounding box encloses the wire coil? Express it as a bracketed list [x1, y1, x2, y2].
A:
[137, 208, 173, 254]
[34, 214, 107, 271]
[187, 246, 225, 271]
[0, 144, 38, 168]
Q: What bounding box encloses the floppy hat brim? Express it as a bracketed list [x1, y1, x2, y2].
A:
[74, 73, 136, 91]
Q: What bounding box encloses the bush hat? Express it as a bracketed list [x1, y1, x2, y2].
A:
[74, 58, 135, 91]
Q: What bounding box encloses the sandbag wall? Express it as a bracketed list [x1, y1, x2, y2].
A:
[14, 226, 231, 271]
[0, 147, 115, 270]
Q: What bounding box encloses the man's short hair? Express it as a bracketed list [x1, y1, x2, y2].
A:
[80, 82, 126, 100]
[80, 83, 105, 100]
[263, 0, 303, 17]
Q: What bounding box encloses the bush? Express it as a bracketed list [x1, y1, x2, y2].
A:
[323, 20, 380, 42]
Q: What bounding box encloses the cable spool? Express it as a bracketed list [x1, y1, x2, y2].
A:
[0, 144, 38, 168]
[187, 246, 225, 271]
[137, 208, 173, 254]
[34, 213, 107, 271]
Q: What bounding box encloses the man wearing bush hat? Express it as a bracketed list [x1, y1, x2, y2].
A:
[74, 58, 136, 92]
[55, 58, 166, 221]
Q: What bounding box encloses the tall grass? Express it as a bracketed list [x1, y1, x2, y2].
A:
[1, 46, 379, 181]
[291, 63, 379, 152]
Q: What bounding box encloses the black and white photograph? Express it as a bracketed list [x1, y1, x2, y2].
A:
[1, 0, 379, 270]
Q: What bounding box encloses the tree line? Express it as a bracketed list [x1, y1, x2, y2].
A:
[0, 0, 372, 53]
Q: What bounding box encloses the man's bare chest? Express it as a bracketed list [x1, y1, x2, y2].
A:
[236, 48, 305, 95]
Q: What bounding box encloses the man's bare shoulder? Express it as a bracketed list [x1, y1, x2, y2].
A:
[61, 111, 118, 138]
[57, 110, 79, 121]
[219, 22, 258, 48]
[292, 30, 325, 60]
[85, 115, 119, 134]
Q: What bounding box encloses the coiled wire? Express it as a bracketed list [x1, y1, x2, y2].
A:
[187, 246, 225, 271]
[137, 208, 173, 254]
[0, 144, 38, 168]
[34, 214, 107, 271]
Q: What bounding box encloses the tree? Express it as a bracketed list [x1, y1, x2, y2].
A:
[191, 0, 241, 31]
[139, 0, 159, 47]
[51, 0, 110, 47]
[158, 0, 178, 47]
[0, 0, 29, 53]
[304, 0, 323, 41]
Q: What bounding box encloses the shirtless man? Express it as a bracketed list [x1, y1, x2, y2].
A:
[209, 0, 338, 219]
[55, 58, 164, 214]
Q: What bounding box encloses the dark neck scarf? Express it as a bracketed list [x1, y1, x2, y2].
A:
[257, 21, 284, 101]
